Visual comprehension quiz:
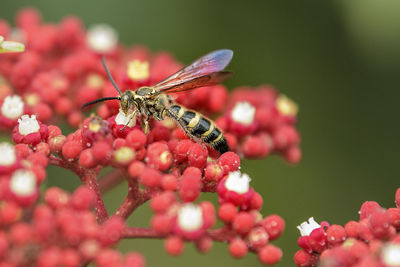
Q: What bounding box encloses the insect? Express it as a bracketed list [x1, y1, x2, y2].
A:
[82, 49, 233, 154]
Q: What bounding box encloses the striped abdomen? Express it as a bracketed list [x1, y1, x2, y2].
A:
[168, 104, 230, 154]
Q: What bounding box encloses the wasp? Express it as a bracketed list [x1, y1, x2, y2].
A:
[82, 49, 233, 154]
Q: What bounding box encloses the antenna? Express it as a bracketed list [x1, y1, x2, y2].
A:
[102, 57, 122, 95]
[81, 96, 120, 110]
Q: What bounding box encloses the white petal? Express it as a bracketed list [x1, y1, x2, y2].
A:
[225, 171, 251, 194]
[0, 143, 16, 166]
[10, 170, 36, 196]
[231, 102, 255, 125]
[115, 109, 136, 127]
[297, 217, 321, 236]
[18, 114, 40, 135]
[177, 203, 203, 231]
[87, 24, 118, 53]
[382, 243, 400, 267]
[1, 95, 24, 119]
[0, 41, 25, 52]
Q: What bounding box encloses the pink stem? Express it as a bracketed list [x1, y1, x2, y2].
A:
[114, 179, 154, 219]
[123, 226, 235, 242]
[81, 170, 109, 223]
[49, 155, 109, 223]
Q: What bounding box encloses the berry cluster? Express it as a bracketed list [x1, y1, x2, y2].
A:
[0, 8, 302, 267]
[294, 189, 400, 267]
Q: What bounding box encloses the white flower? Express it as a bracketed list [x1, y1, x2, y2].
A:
[231, 101, 255, 125]
[115, 109, 136, 127]
[10, 169, 36, 196]
[18, 115, 40, 136]
[0, 41, 25, 53]
[86, 24, 118, 53]
[0, 143, 16, 166]
[297, 217, 321, 236]
[0, 142, 16, 166]
[177, 204, 203, 231]
[1, 95, 24, 119]
[127, 60, 149, 81]
[276, 94, 298, 116]
[382, 243, 400, 267]
[225, 171, 251, 194]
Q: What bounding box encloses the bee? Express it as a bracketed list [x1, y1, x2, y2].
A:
[82, 49, 233, 154]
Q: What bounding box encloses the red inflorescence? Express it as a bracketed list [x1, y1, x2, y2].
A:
[294, 189, 400, 267]
[0, 7, 303, 267]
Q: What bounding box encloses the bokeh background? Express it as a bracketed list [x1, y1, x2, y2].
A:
[2, 0, 400, 266]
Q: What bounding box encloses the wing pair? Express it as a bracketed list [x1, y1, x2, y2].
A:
[151, 49, 233, 95]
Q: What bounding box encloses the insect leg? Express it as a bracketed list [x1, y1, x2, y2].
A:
[121, 111, 136, 131]
[138, 115, 150, 134]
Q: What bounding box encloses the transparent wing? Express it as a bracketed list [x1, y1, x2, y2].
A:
[151, 49, 233, 95]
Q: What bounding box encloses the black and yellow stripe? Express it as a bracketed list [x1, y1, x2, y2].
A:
[168, 104, 230, 154]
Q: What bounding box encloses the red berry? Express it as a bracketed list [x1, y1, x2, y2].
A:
[173, 139, 192, 163]
[326, 224, 347, 246]
[258, 244, 282, 265]
[217, 151, 240, 173]
[179, 167, 201, 202]
[128, 161, 145, 178]
[165, 236, 184, 256]
[359, 201, 382, 220]
[228, 238, 247, 258]
[294, 249, 317, 267]
[140, 167, 162, 188]
[151, 214, 172, 235]
[150, 192, 176, 213]
[61, 249, 81, 267]
[126, 129, 147, 150]
[242, 135, 270, 158]
[345, 221, 359, 238]
[250, 192, 263, 210]
[188, 143, 208, 168]
[48, 135, 66, 154]
[14, 143, 31, 158]
[62, 141, 82, 160]
[44, 187, 70, 209]
[95, 249, 122, 267]
[284, 145, 302, 164]
[92, 141, 112, 164]
[146, 142, 172, 171]
[204, 163, 224, 182]
[396, 188, 400, 208]
[232, 212, 255, 235]
[261, 214, 285, 241]
[10, 222, 32, 245]
[0, 201, 21, 224]
[248, 227, 269, 250]
[200, 201, 216, 228]
[369, 209, 391, 239]
[48, 125, 62, 138]
[37, 247, 61, 267]
[71, 186, 95, 210]
[33, 103, 52, 122]
[124, 252, 145, 267]
[161, 174, 178, 191]
[0, 231, 8, 258]
[99, 216, 124, 246]
[79, 149, 96, 168]
[195, 237, 213, 254]
[388, 208, 400, 229]
[218, 203, 237, 223]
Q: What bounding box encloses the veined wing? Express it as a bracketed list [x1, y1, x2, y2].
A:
[151, 49, 233, 95]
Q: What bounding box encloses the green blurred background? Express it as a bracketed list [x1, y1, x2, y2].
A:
[2, 0, 400, 266]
